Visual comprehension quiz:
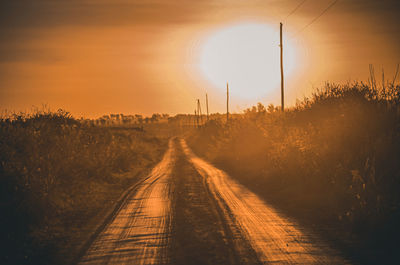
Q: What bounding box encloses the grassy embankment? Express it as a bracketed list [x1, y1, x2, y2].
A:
[0, 110, 167, 265]
[188, 83, 400, 264]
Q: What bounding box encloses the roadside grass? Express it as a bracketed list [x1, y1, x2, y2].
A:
[188, 82, 400, 264]
[0, 110, 167, 265]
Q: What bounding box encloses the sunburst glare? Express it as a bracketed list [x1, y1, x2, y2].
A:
[198, 23, 298, 101]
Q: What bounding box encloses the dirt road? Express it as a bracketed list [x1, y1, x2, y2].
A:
[79, 138, 350, 265]
[181, 139, 350, 264]
[79, 139, 175, 265]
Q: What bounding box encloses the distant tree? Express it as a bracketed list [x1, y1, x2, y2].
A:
[122, 117, 129, 124]
[244, 106, 257, 114]
[257, 102, 266, 113]
[135, 114, 143, 124]
[267, 104, 278, 113]
[151, 113, 161, 123]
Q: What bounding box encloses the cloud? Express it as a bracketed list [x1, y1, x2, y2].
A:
[0, 0, 218, 63]
[0, 0, 214, 29]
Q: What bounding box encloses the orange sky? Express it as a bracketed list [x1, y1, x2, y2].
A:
[0, 0, 399, 118]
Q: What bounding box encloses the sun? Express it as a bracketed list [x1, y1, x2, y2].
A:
[198, 23, 298, 101]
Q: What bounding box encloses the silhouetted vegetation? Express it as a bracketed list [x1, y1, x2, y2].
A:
[0, 109, 167, 265]
[188, 82, 400, 264]
[83, 112, 170, 127]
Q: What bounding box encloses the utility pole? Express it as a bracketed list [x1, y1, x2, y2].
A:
[280, 22, 285, 112]
[194, 109, 197, 128]
[206, 93, 209, 122]
[197, 99, 203, 126]
[226, 82, 229, 122]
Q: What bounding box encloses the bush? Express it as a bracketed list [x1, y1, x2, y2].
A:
[0, 110, 166, 264]
[188, 83, 400, 263]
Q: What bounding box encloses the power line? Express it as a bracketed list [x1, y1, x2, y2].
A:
[296, 0, 340, 35]
[284, 0, 307, 21]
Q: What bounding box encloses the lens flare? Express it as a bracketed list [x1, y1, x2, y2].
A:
[198, 23, 298, 101]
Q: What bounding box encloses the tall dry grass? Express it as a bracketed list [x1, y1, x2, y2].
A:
[0, 109, 167, 264]
[188, 82, 400, 263]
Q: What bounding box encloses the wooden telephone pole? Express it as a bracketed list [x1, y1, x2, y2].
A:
[197, 99, 203, 126]
[194, 109, 197, 128]
[280, 22, 285, 112]
[226, 82, 229, 122]
[206, 93, 209, 121]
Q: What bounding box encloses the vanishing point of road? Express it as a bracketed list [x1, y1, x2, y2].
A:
[79, 138, 350, 265]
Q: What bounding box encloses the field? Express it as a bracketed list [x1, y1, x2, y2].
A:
[2, 82, 400, 265]
[0, 110, 168, 265]
[188, 82, 400, 264]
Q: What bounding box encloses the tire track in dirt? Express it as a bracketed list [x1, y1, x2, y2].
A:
[170, 139, 260, 265]
[181, 138, 351, 265]
[79, 139, 175, 265]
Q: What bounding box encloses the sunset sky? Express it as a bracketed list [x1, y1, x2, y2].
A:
[1, 0, 399, 118]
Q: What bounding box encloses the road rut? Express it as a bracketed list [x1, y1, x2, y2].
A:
[79, 138, 350, 265]
[79, 139, 175, 265]
[181, 139, 350, 265]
